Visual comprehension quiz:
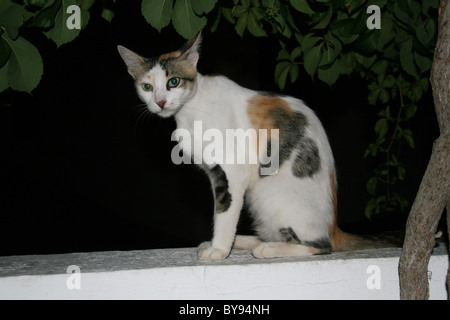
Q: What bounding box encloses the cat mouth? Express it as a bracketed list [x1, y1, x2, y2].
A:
[156, 107, 177, 118]
[156, 105, 182, 118]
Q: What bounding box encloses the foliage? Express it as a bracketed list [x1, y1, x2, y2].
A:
[0, 0, 439, 218]
[0, 0, 114, 92]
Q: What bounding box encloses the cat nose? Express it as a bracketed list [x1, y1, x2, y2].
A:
[156, 100, 166, 109]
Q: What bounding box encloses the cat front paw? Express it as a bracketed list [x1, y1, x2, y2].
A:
[197, 242, 229, 261]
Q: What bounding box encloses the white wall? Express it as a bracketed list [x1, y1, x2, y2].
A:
[0, 245, 448, 300]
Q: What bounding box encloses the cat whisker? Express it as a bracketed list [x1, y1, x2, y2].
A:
[128, 104, 151, 134]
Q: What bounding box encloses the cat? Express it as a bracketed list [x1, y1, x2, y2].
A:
[117, 32, 366, 261]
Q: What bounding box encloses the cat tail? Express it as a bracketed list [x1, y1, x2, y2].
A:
[329, 226, 404, 252]
[328, 172, 403, 251]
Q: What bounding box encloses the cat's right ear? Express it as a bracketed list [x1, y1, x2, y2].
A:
[117, 45, 145, 79]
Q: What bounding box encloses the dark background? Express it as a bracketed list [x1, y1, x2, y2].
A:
[0, 2, 440, 256]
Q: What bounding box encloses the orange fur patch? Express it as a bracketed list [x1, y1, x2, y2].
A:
[158, 50, 181, 62]
[247, 95, 293, 156]
[328, 172, 360, 251]
[247, 95, 293, 130]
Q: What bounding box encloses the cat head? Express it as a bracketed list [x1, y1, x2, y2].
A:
[117, 32, 201, 118]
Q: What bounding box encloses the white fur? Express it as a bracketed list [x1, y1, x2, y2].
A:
[175, 75, 335, 260]
[119, 39, 336, 261]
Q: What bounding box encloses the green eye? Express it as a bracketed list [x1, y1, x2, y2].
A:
[168, 77, 180, 88]
[142, 83, 152, 91]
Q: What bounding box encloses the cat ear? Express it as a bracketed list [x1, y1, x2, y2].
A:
[117, 45, 145, 79]
[179, 31, 202, 67]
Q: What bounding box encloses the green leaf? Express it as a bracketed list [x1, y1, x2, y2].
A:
[247, 8, 267, 37]
[2, 34, 43, 93]
[277, 48, 290, 61]
[365, 198, 378, 219]
[370, 59, 388, 75]
[397, 165, 406, 181]
[101, 0, 116, 22]
[289, 64, 299, 83]
[29, 0, 60, 29]
[379, 88, 389, 103]
[430, 0, 439, 9]
[330, 18, 359, 45]
[26, 0, 52, 8]
[192, 0, 217, 15]
[275, 61, 291, 90]
[401, 129, 415, 148]
[364, 143, 378, 158]
[393, 1, 412, 26]
[313, 6, 332, 29]
[348, 9, 368, 35]
[318, 61, 340, 85]
[142, 0, 173, 32]
[81, 0, 96, 10]
[0, 36, 11, 67]
[414, 52, 432, 74]
[353, 30, 377, 54]
[399, 39, 417, 77]
[374, 118, 388, 138]
[289, 0, 314, 15]
[376, 17, 394, 51]
[221, 7, 235, 23]
[0, 60, 9, 92]
[366, 177, 377, 195]
[367, 0, 388, 8]
[404, 104, 417, 120]
[101, 8, 115, 22]
[304, 44, 323, 76]
[336, 53, 354, 75]
[0, 0, 26, 39]
[235, 10, 248, 37]
[301, 33, 321, 53]
[172, 0, 207, 39]
[233, 5, 267, 38]
[355, 53, 376, 68]
[44, 0, 90, 47]
[382, 74, 396, 88]
[319, 34, 341, 68]
[290, 46, 302, 60]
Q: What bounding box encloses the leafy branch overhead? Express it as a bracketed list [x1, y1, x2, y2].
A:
[140, 0, 438, 218]
[0, 0, 96, 93]
[0, 0, 439, 219]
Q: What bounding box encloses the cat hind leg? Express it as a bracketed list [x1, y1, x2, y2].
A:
[251, 242, 321, 259]
[233, 235, 262, 250]
[251, 228, 332, 258]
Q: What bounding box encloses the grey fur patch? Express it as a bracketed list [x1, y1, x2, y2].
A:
[260, 107, 321, 178]
[292, 137, 321, 177]
[303, 238, 332, 254]
[272, 108, 308, 165]
[208, 165, 232, 214]
[280, 227, 331, 254]
[157, 58, 196, 90]
[279, 227, 302, 243]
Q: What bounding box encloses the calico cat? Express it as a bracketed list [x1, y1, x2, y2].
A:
[117, 32, 363, 261]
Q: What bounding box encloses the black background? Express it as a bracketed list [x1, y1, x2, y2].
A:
[0, 2, 440, 256]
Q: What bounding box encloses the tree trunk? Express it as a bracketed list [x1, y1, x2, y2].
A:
[447, 202, 450, 299]
[399, 0, 450, 300]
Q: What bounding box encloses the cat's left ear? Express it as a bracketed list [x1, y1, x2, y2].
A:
[117, 45, 146, 79]
[179, 31, 202, 67]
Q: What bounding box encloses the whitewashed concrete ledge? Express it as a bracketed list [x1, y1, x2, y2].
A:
[0, 243, 448, 300]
